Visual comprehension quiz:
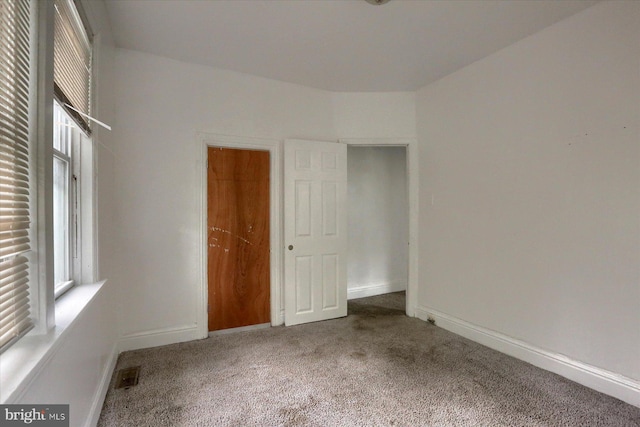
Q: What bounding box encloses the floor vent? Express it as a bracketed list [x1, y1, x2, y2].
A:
[115, 366, 141, 389]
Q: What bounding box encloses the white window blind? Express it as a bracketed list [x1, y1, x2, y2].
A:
[0, 0, 34, 353]
[53, 0, 91, 133]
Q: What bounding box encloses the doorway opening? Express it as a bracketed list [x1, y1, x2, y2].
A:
[347, 146, 408, 306]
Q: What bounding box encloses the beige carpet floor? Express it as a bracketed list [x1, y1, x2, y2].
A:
[99, 292, 640, 426]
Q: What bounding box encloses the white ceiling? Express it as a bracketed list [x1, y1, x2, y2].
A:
[104, 0, 599, 92]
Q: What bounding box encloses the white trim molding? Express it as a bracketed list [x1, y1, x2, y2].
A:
[196, 133, 283, 339]
[415, 306, 640, 408]
[348, 280, 406, 300]
[85, 344, 118, 427]
[118, 325, 202, 352]
[339, 138, 418, 318]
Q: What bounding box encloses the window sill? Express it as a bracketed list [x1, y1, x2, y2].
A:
[54, 280, 75, 300]
[0, 280, 107, 403]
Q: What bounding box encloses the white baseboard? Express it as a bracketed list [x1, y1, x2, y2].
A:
[85, 344, 118, 427]
[348, 281, 406, 300]
[118, 325, 202, 352]
[415, 306, 640, 408]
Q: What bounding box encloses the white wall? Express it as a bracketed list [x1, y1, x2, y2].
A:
[347, 146, 408, 299]
[333, 92, 416, 139]
[18, 284, 118, 427]
[416, 0, 639, 396]
[16, 1, 120, 425]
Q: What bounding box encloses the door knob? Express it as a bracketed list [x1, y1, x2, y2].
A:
[288, 245, 293, 250]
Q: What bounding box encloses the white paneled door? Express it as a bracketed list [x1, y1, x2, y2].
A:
[284, 139, 347, 326]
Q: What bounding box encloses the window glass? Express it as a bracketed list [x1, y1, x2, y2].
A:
[53, 101, 78, 298]
[53, 155, 69, 289]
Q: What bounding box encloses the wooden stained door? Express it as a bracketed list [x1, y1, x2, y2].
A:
[283, 139, 347, 326]
[207, 147, 270, 331]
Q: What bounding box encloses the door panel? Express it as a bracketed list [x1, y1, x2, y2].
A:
[284, 139, 347, 326]
[322, 254, 338, 309]
[208, 147, 270, 331]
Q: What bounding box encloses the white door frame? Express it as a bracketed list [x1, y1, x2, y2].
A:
[197, 133, 283, 338]
[339, 138, 419, 317]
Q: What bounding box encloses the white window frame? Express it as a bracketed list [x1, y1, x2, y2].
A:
[53, 101, 86, 299]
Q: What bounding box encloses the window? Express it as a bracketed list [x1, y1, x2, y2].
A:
[0, 0, 35, 353]
[52, 0, 92, 299]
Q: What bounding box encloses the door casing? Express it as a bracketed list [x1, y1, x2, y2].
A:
[198, 134, 417, 338]
[339, 138, 418, 318]
[198, 133, 282, 339]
